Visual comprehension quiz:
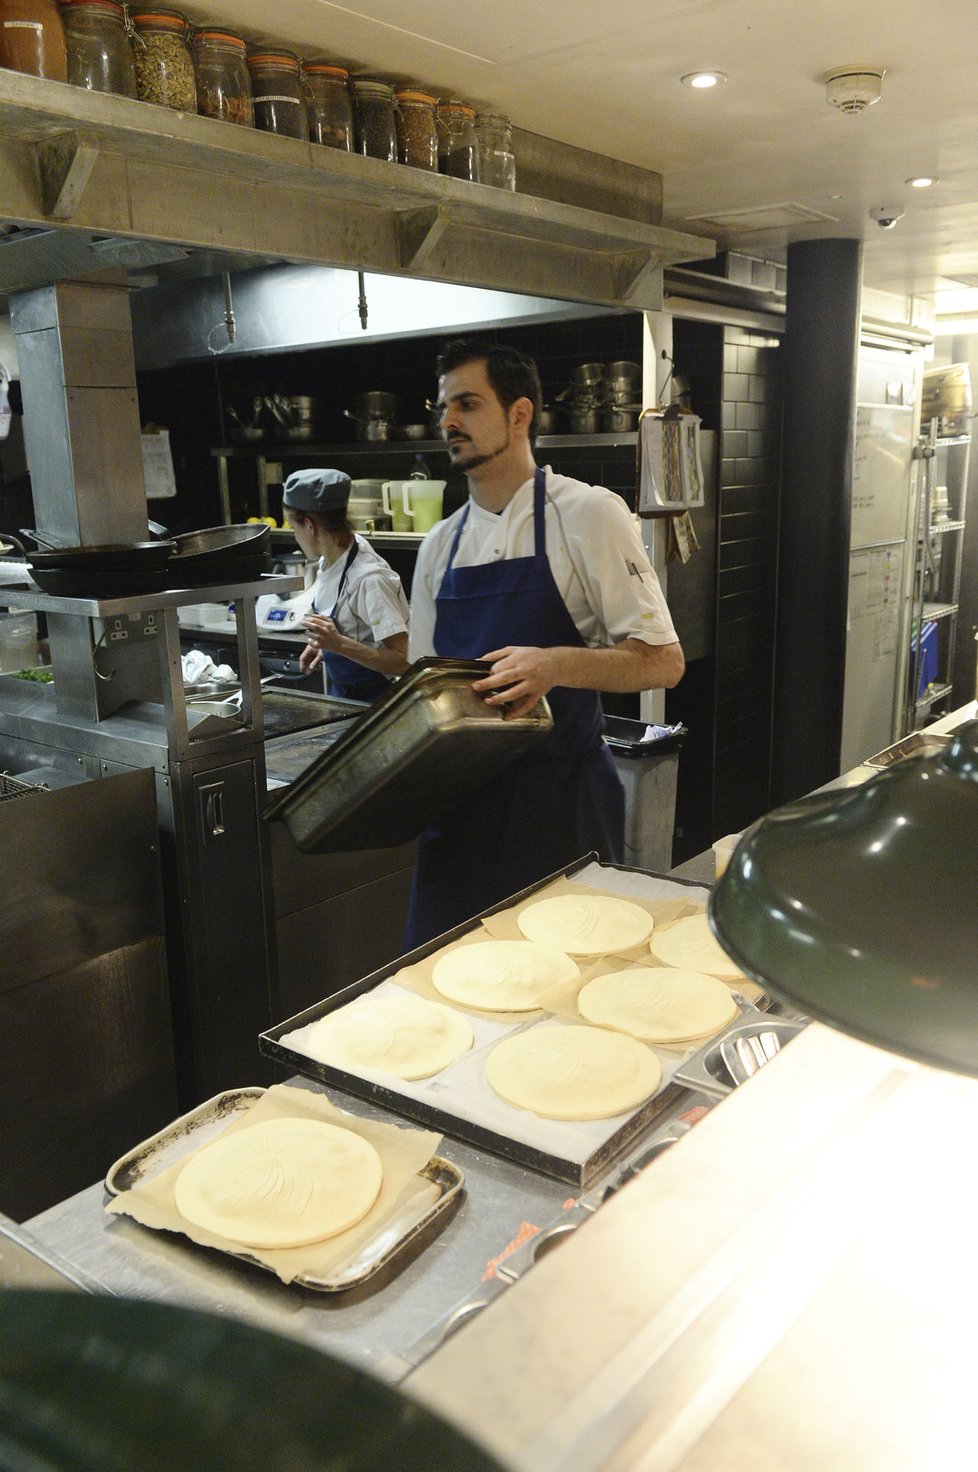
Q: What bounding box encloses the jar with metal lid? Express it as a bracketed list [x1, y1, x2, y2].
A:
[60, 0, 137, 98]
[351, 77, 396, 162]
[474, 112, 516, 190]
[129, 7, 195, 112]
[436, 98, 476, 180]
[393, 87, 438, 171]
[191, 27, 253, 126]
[0, 0, 68, 81]
[246, 47, 304, 139]
[304, 61, 352, 149]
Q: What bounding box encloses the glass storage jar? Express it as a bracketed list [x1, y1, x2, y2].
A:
[393, 87, 438, 171]
[130, 7, 195, 112]
[304, 61, 352, 149]
[0, 0, 67, 81]
[351, 76, 396, 162]
[191, 27, 253, 126]
[474, 112, 516, 190]
[61, 0, 136, 98]
[246, 47, 304, 139]
[436, 98, 476, 180]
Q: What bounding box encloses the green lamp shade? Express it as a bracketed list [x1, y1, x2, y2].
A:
[709, 719, 978, 1075]
[0, 1290, 511, 1472]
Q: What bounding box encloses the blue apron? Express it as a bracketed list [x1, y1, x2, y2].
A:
[404, 467, 624, 948]
[318, 541, 390, 703]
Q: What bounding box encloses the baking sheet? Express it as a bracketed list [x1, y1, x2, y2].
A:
[104, 1084, 462, 1290]
[261, 860, 750, 1186]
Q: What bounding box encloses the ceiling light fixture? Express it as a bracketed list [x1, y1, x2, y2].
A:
[823, 64, 885, 114]
[907, 176, 938, 188]
[680, 70, 727, 89]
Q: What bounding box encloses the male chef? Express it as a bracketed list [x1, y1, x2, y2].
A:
[404, 338, 684, 948]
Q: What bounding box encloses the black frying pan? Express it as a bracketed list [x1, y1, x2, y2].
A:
[27, 540, 176, 572]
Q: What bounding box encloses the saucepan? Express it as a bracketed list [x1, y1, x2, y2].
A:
[342, 410, 396, 442]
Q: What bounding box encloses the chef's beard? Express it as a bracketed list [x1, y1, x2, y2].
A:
[446, 429, 510, 473]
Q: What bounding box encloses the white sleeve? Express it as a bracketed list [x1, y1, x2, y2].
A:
[408, 534, 441, 659]
[563, 491, 678, 647]
[352, 572, 408, 644]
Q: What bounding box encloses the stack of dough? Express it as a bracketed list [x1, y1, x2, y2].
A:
[486, 1024, 661, 1120]
[174, 1117, 383, 1249]
[517, 894, 653, 956]
[649, 911, 746, 981]
[578, 966, 738, 1044]
[288, 991, 473, 1080]
[432, 940, 578, 1012]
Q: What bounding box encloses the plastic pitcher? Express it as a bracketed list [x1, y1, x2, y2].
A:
[0, 610, 37, 672]
[382, 479, 446, 533]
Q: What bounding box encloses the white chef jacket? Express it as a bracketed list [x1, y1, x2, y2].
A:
[409, 468, 677, 659]
[311, 533, 409, 647]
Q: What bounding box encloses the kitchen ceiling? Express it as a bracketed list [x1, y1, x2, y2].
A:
[189, 0, 978, 320]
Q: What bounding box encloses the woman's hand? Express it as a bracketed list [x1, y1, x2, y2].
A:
[301, 613, 343, 653]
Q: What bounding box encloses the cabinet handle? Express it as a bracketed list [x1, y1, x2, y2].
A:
[200, 782, 225, 838]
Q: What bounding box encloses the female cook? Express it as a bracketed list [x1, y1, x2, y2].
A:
[282, 468, 410, 702]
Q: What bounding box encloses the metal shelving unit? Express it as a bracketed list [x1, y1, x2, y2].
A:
[907, 420, 972, 729]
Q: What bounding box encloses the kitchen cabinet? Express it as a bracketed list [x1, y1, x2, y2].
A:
[907, 420, 971, 728]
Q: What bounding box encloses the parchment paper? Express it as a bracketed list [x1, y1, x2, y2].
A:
[105, 1083, 441, 1285]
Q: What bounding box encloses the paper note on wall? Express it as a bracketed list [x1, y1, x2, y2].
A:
[141, 428, 177, 500]
[638, 412, 705, 513]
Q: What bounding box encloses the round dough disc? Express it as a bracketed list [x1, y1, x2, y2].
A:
[297, 992, 473, 1080]
[174, 1117, 383, 1249]
[649, 912, 746, 980]
[578, 966, 739, 1044]
[432, 940, 579, 1012]
[486, 1025, 661, 1120]
[516, 894, 654, 955]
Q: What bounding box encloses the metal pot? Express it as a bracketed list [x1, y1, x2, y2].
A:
[570, 408, 604, 435]
[606, 360, 641, 386]
[570, 362, 605, 389]
[536, 409, 558, 435]
[401, 423, 429, 440]
[342, 410, 396, 442]
[354, 391, 403, 421]
[602, 405, 640, 433]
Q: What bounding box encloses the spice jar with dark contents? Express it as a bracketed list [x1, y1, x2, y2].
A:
[61, 0, 136, 97]
[192, 27, 252, 126]
[130, 7, 195, 112]
[246, 47, 304, 139]
[304, 61, 353, 149]
[394, 87, 438, 171]
[436, 98, 477, 180]
[0, 0, 67, 80]
[351, 76, 396, 162]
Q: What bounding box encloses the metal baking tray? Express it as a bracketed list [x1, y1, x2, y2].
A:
[261, 857, 715, 1187]
[673, 1016, 807, 1099]
[263, 657, 552, 852]
[865, 731, 950, 768]
[104, 1087, 464, 1293]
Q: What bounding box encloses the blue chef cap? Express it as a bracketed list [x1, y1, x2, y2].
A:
[282, 467, 352, 515]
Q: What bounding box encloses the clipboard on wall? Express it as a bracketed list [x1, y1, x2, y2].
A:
[637, 407, 705, 515]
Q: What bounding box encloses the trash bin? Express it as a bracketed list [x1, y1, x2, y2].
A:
[602, 716, 687, 872]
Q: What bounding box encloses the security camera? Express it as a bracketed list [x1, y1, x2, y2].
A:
[869, 205, 905, 229]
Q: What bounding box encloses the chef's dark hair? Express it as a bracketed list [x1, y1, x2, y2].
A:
[436, 338, 542, 444]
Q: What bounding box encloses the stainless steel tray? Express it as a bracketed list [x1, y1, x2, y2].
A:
[104, 1087, 464, 1294]
[673, 1016, 807, 1098]
[263, 657, 552, 852]
[865, 731, 949, 767]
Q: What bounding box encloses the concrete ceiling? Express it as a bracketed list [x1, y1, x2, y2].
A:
[191, 0, 978, 322]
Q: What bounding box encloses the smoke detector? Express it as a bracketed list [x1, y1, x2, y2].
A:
[823, 65, 885, 114]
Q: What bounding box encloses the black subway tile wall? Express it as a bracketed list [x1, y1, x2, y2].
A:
[715, 327, 782, 836]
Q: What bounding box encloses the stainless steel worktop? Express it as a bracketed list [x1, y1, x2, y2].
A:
[21, 1080, 574, 1382]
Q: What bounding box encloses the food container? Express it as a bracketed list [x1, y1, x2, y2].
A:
[61, 0, 136, 97]
[304, 61, 353, 149]
[394, 87, 438, 171]
[192, 27, 253, 126]
[247, 47, 304, 138]
[264, 656, 552, 852]
[436, 99, 477, 180]
[602, 405, 640, 433]
[351, 76, 396, 162]
[129, 7, 195, 111]
[0, 0, 67, 80]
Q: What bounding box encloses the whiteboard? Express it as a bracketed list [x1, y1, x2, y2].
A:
[851, 404, 914, 547]
[841, 543, 905, 769]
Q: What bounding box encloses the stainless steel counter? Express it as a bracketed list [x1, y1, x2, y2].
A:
[21, 1080, 581, 1383]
